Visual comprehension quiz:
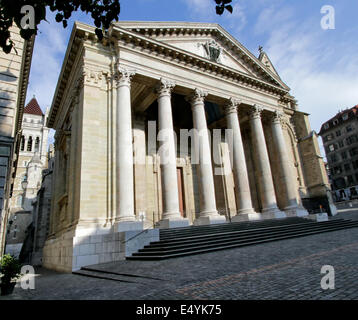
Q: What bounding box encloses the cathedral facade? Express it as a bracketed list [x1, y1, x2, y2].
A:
[43, 21, 334, 272]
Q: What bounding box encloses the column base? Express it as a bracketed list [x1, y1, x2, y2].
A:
[193, 214, 227, 226]
[231, 212, 261, 222]
[157, 218, 190, 229]
[261, 207, 287, 219]
[113, 221, 143, 232]
[304, 212, 329, 222]
[236, 208, 257, 215]
[284, 206, 309, 217]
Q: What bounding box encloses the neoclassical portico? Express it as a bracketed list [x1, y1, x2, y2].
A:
[112, 63, 304, 225]
[43, 21, 333, 272]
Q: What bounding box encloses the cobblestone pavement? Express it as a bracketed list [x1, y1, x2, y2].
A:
[1, 210, 358, 300]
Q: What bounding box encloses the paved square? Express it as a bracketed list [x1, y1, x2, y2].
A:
[1, 210, 357, 300]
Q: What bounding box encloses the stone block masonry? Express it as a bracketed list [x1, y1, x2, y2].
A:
[43, 228, 159, 272]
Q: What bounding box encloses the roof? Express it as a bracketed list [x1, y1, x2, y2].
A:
[48, 21, 293, 128]
[24, 97, 43, 116]
[319, 105, 358, 135]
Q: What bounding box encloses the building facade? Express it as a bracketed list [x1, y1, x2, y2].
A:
[0, 26, 34, 256]
[5, 98, 49, 258]
[30, 145, 54, 265]
[43, 21, 334, 272]
[319, 105, 358, 202]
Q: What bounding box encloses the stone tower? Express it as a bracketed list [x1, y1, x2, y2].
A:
[5, 97, 49, 258]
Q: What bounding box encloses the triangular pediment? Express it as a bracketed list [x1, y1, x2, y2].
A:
[156, 37, 255, 76]
[259, 51, 280, 77]
[116, 21, 290, 90]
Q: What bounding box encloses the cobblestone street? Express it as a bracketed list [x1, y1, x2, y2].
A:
[1, 210, 358, 300]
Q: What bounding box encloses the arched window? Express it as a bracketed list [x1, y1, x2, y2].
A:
[20, 135, 25, 151]
[35, 137, 40, 152]
[27, 136, 33, 151]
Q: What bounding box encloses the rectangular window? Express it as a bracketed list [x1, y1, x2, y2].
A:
[338, 140, 344, 148]
[344, 163, 351, 172]
[349, 148, 358, 157]
[348, 175, 354, 185]
[336, 130, 341, 137]
[341, 151, 347, 160]
[353, 160, 358, 169]
[334, 166, 342, 175]
[346, 125, 353, 132]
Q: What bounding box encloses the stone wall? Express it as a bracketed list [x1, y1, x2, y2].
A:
[43, 227, 159, 272]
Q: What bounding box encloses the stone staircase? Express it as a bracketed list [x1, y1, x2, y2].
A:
[126, 217, 358, 260]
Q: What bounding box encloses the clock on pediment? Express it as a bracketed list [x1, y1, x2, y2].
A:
[203, 40, 222, 63]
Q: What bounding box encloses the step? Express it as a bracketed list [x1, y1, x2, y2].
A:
[73, 267, 163, 283]
[155, 219, 346, 244]
[140, 220, 356, 251]
[135, 221, 358, 255]
[127, 220, 358, 260]
[159, 218, 315, 240]
[159, 217, 310, 237]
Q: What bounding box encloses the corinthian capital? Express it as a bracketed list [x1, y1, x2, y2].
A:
[224, 98, 241, 115]
[156, 78, 176, 97]
[271, 110, 284, 124]
[186, 88, 208, 106]
[116, 66, 136, 88]
[248, 104, 263, 120]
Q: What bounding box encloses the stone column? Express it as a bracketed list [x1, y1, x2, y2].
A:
[188, 89, 226, 225]
[271, 111, 299, 211]
[224, 99, 256, 221]
[270, 111, 308, 217]
[249, 105, 285, 219]
[114, 66, 142, 231]
[156, 79, 189, 228]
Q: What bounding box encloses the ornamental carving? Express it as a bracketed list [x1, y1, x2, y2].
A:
[271, 110, 284, 125]
[83, 67, 105, 87]
[186, 88, 208, 106]
[248, 105, 263, 120]
[203, 40, 222, 63]
[155, 78, 176, 97]
[224, 98, 241, 115]
[115, 66, 136, 88]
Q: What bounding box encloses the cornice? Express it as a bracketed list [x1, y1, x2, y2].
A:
[14, 34, 35, 139]
[108, 26, 290, 97]
[48, 21, 295, 128]
[113, 22, 289, 90]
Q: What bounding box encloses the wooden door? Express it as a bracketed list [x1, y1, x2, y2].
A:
[177, 168, 186, 217]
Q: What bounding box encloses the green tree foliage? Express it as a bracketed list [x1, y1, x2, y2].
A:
[0, 0, 121, 53]
[0, 0, 233, 54]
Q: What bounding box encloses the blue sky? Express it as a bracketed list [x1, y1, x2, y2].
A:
[26, 0, 358, 157]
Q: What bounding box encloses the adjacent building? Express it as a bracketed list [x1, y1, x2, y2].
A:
[5, 97, 49, 258]
[319, 105, 358, 201]
[0, 26, 34, 255]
